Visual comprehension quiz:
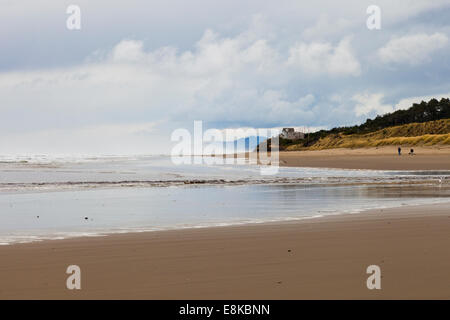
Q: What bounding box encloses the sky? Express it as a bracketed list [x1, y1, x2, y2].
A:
[1, 0, 450, 155]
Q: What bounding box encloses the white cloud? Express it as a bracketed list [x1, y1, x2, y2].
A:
[1, 122, 164, 155]
[110, 40, 146, 62]
[352, 93, 394, 117]
[302, 14, 352, 40]
[0, 29, 358, 129]
[378, 32, 449, 65]
[287, 37, 361, 76]
[0, 28, 335, 154]
[353, 92, 450, 119]
[395, 93, 450, 110]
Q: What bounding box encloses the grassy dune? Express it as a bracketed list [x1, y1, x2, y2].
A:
[286, 119, 450, 151]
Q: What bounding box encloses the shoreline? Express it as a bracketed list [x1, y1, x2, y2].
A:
[1, 198, 449, 247]
[1, 201, 449, 299]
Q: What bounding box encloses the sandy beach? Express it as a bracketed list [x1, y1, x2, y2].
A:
[3, 0, 450, 304]
[0, 202, 449, 300]
[278, 146, 450, 170]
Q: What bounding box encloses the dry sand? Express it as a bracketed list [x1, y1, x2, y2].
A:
[0, 202, 449, 299]
[279, 146, 450, 170]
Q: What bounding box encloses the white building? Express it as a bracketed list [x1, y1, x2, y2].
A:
[280, 128, 305, 140]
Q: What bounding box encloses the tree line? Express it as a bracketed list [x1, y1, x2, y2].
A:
[277, 97, 450, 149]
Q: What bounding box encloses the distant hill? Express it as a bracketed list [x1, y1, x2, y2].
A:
[205, 136, 267, 154]
[267, 97, 450, 151]
[229, 136, 267, 153]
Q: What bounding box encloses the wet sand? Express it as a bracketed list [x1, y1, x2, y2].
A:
[0, 202, 449, 299]
[279, 146, 450, 170]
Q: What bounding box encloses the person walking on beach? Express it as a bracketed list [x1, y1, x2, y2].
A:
[398, 147, 402, 156]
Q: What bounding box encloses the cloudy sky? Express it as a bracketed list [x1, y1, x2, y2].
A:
[1, 0, 450, 155]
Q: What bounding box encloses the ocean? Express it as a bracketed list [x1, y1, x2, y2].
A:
[0, 155, 449, 245]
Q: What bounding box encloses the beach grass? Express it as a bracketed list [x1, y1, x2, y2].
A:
[286, 119, 450, 151]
